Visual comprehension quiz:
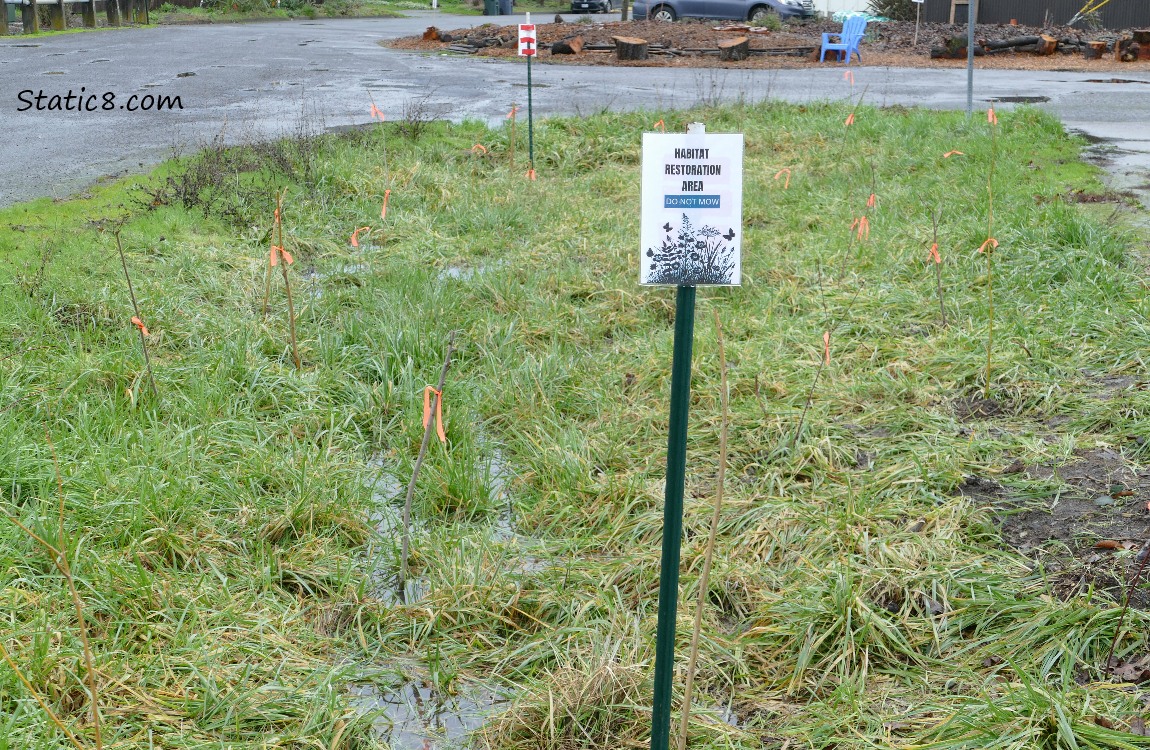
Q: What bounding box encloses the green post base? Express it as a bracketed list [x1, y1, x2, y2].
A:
[649, 284, 696, 750]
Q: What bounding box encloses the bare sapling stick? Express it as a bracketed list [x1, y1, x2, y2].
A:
[115, 229, 158, 399]
[983, 108, 999, 397]
[269, 191, 301, 370]
[399, 331, 457, 601]
[932, 208, 947, 327]
[676, 309, 730, 750]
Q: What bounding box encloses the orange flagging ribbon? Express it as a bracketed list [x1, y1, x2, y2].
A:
[526, 169, 536, 181]
[845, 112, 855, 127]
[823, 331, 830, 365]
[370, 102, 385, 121]
[987, 108, 998, 125]
[929, 243, 941, 264]
[471, 143, 488, 155]
[423, 386, 446, 444]
[381, 189, 391, 221]
[507, 105, 519, 119]
[851, 216, 870, 241]
[270, 245, 293, 267]
[943, 150, 965, 158]
[654, 119, 665, 132]
[978, 237, 999, 254]
[774, 168, 791, 190]
[350, 227, 371, 247]
[843, 70, 854, 85]
[866, 192, 876, 209]
[131, 316, 149, 336]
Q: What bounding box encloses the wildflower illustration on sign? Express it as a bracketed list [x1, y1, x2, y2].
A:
[640, 132, 744, 286]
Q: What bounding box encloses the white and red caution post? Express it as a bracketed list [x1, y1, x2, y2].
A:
[518, 13, 536, 178]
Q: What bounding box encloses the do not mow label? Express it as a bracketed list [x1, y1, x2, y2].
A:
[640, 132, 744, 286]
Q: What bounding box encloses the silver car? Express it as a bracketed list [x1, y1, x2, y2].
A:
[634, 0, 815, 22]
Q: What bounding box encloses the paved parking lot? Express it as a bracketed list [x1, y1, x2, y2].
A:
[2, 12, 1147, 207]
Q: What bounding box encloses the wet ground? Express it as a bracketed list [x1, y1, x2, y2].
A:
[2, 12, 1149, 212]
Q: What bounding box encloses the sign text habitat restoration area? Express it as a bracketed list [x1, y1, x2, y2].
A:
[640, 132, 744, 286]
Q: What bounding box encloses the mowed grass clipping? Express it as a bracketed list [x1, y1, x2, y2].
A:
[1, 101, 1150, 749]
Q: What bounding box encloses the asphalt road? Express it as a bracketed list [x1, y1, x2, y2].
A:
[1, 12, 1148, 208]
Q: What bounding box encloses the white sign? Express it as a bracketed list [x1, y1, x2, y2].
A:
[518, 22, 537, 56]
[640, 132, 743, 286]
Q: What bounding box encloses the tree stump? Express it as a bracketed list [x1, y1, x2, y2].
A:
[1036, 34, 1058, 55]
[1134, 30, 1150, 59]
[552, 35, 584, 54]
[718, 37, 751, 61]
[614, 36, 649, 60]
[1116, 37, 1141, 62]
[1085, 40, 1107, 59]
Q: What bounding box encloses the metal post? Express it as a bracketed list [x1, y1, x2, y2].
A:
[526, 55, 534, 172]
[965, 0, 977, 119]
[650, 283, 696, 750]
[650, 120, 705, 750]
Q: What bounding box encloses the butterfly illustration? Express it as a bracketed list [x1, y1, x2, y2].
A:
[663, 222, 673, 233]
[723, 228, 736, 241]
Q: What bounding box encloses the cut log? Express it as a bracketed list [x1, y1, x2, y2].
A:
[551, 35, 584, 54]
[1085, 40, 1107, 59]
[423, 26, 441, 41]
[718, 37, 751, 61]
[1116, 37, 1141, 61]
[1135, 30, 1150, 59]
[613, 36, 649, 60]
[982, 35, 1039, 50]
[1036, 34, 1058, 55]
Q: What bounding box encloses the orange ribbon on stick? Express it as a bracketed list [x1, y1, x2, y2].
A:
[381, 189, 391, 221]
[929, 243, 941, 264]
[350, 227, 371, 247]
[774, 168, 791, 190]
[823, 331, 831, 365]
[270, 245, 293, 267]
[131, 316, 149, 336]
[423, 386, 446, 444]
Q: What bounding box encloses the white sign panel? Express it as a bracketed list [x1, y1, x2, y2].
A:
[518, 23, 537, 56]
[640, 132, 743, 286]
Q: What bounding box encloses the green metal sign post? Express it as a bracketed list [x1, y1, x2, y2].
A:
[641, 122, 742, 750]
[649, 284, 696, 750]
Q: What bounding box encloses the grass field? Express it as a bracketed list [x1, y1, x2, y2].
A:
[2, 100, 1150, 749]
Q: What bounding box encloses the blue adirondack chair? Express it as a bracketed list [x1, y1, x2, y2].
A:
[820, 14, 867, 63]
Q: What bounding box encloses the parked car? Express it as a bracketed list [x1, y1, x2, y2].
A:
[634, 0, 814, 22]
[571, 0, 613, 12]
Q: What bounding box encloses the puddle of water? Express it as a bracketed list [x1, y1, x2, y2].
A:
[1085, 78, 1148, 85]
[350, 681, 507, 749]
[985, 95, 1049, 104]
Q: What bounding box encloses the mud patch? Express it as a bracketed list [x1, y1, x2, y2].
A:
[989, 448, 1150, 605]
[952, 394, 1015, 421]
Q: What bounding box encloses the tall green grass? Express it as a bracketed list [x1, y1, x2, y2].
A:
[1, 102, 1149, 748]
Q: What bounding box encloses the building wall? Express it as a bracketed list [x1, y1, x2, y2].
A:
[920, 0, 1149, 28]
[817, 0, 870, 16]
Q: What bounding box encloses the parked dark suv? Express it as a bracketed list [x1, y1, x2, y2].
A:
[634, 0, 814, 22]
[571, 0, 613, 12]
